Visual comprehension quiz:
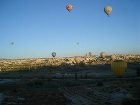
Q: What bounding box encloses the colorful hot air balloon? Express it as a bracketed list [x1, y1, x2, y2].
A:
[66, 4, 73, 12]
[104, 5, 112, 16]
[52, 52, 56, 58]
[111, 60, 127, 76]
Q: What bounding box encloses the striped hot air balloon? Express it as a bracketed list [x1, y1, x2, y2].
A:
[111, 60, 127, 76]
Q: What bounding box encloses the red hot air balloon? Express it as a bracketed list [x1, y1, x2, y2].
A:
[66, 4, 73, 12]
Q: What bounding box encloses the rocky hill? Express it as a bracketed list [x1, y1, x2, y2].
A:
[0, 54, 140, 72]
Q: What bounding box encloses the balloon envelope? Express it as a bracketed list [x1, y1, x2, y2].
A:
[11, 42, 14, 45]
[52, 52, 56, 57]
[76, 42, 79, 45]
[104, 6, 112, 16]
[66, 4, 73, 12]
[111, 60, 127, 76]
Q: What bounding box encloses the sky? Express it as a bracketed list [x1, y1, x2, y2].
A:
[0, 0, 140, 58]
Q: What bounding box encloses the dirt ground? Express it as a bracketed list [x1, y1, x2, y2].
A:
[0, 63, 140, 105]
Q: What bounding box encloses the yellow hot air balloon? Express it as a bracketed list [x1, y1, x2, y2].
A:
[104, 5, 112, 16]
[111, 60, 127, 76]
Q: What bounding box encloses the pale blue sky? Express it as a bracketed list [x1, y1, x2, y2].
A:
[0, 0, 140, 58]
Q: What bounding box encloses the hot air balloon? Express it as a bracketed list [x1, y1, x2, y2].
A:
[76, 42, 79, 45]
[100, 52, 107, 58]
[66, 4, 73, 12]
[52, 52, 56, 58]
[10, 42, 14, 45]
[111, 60, 127, 76]
[104, 5, 112, 16]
